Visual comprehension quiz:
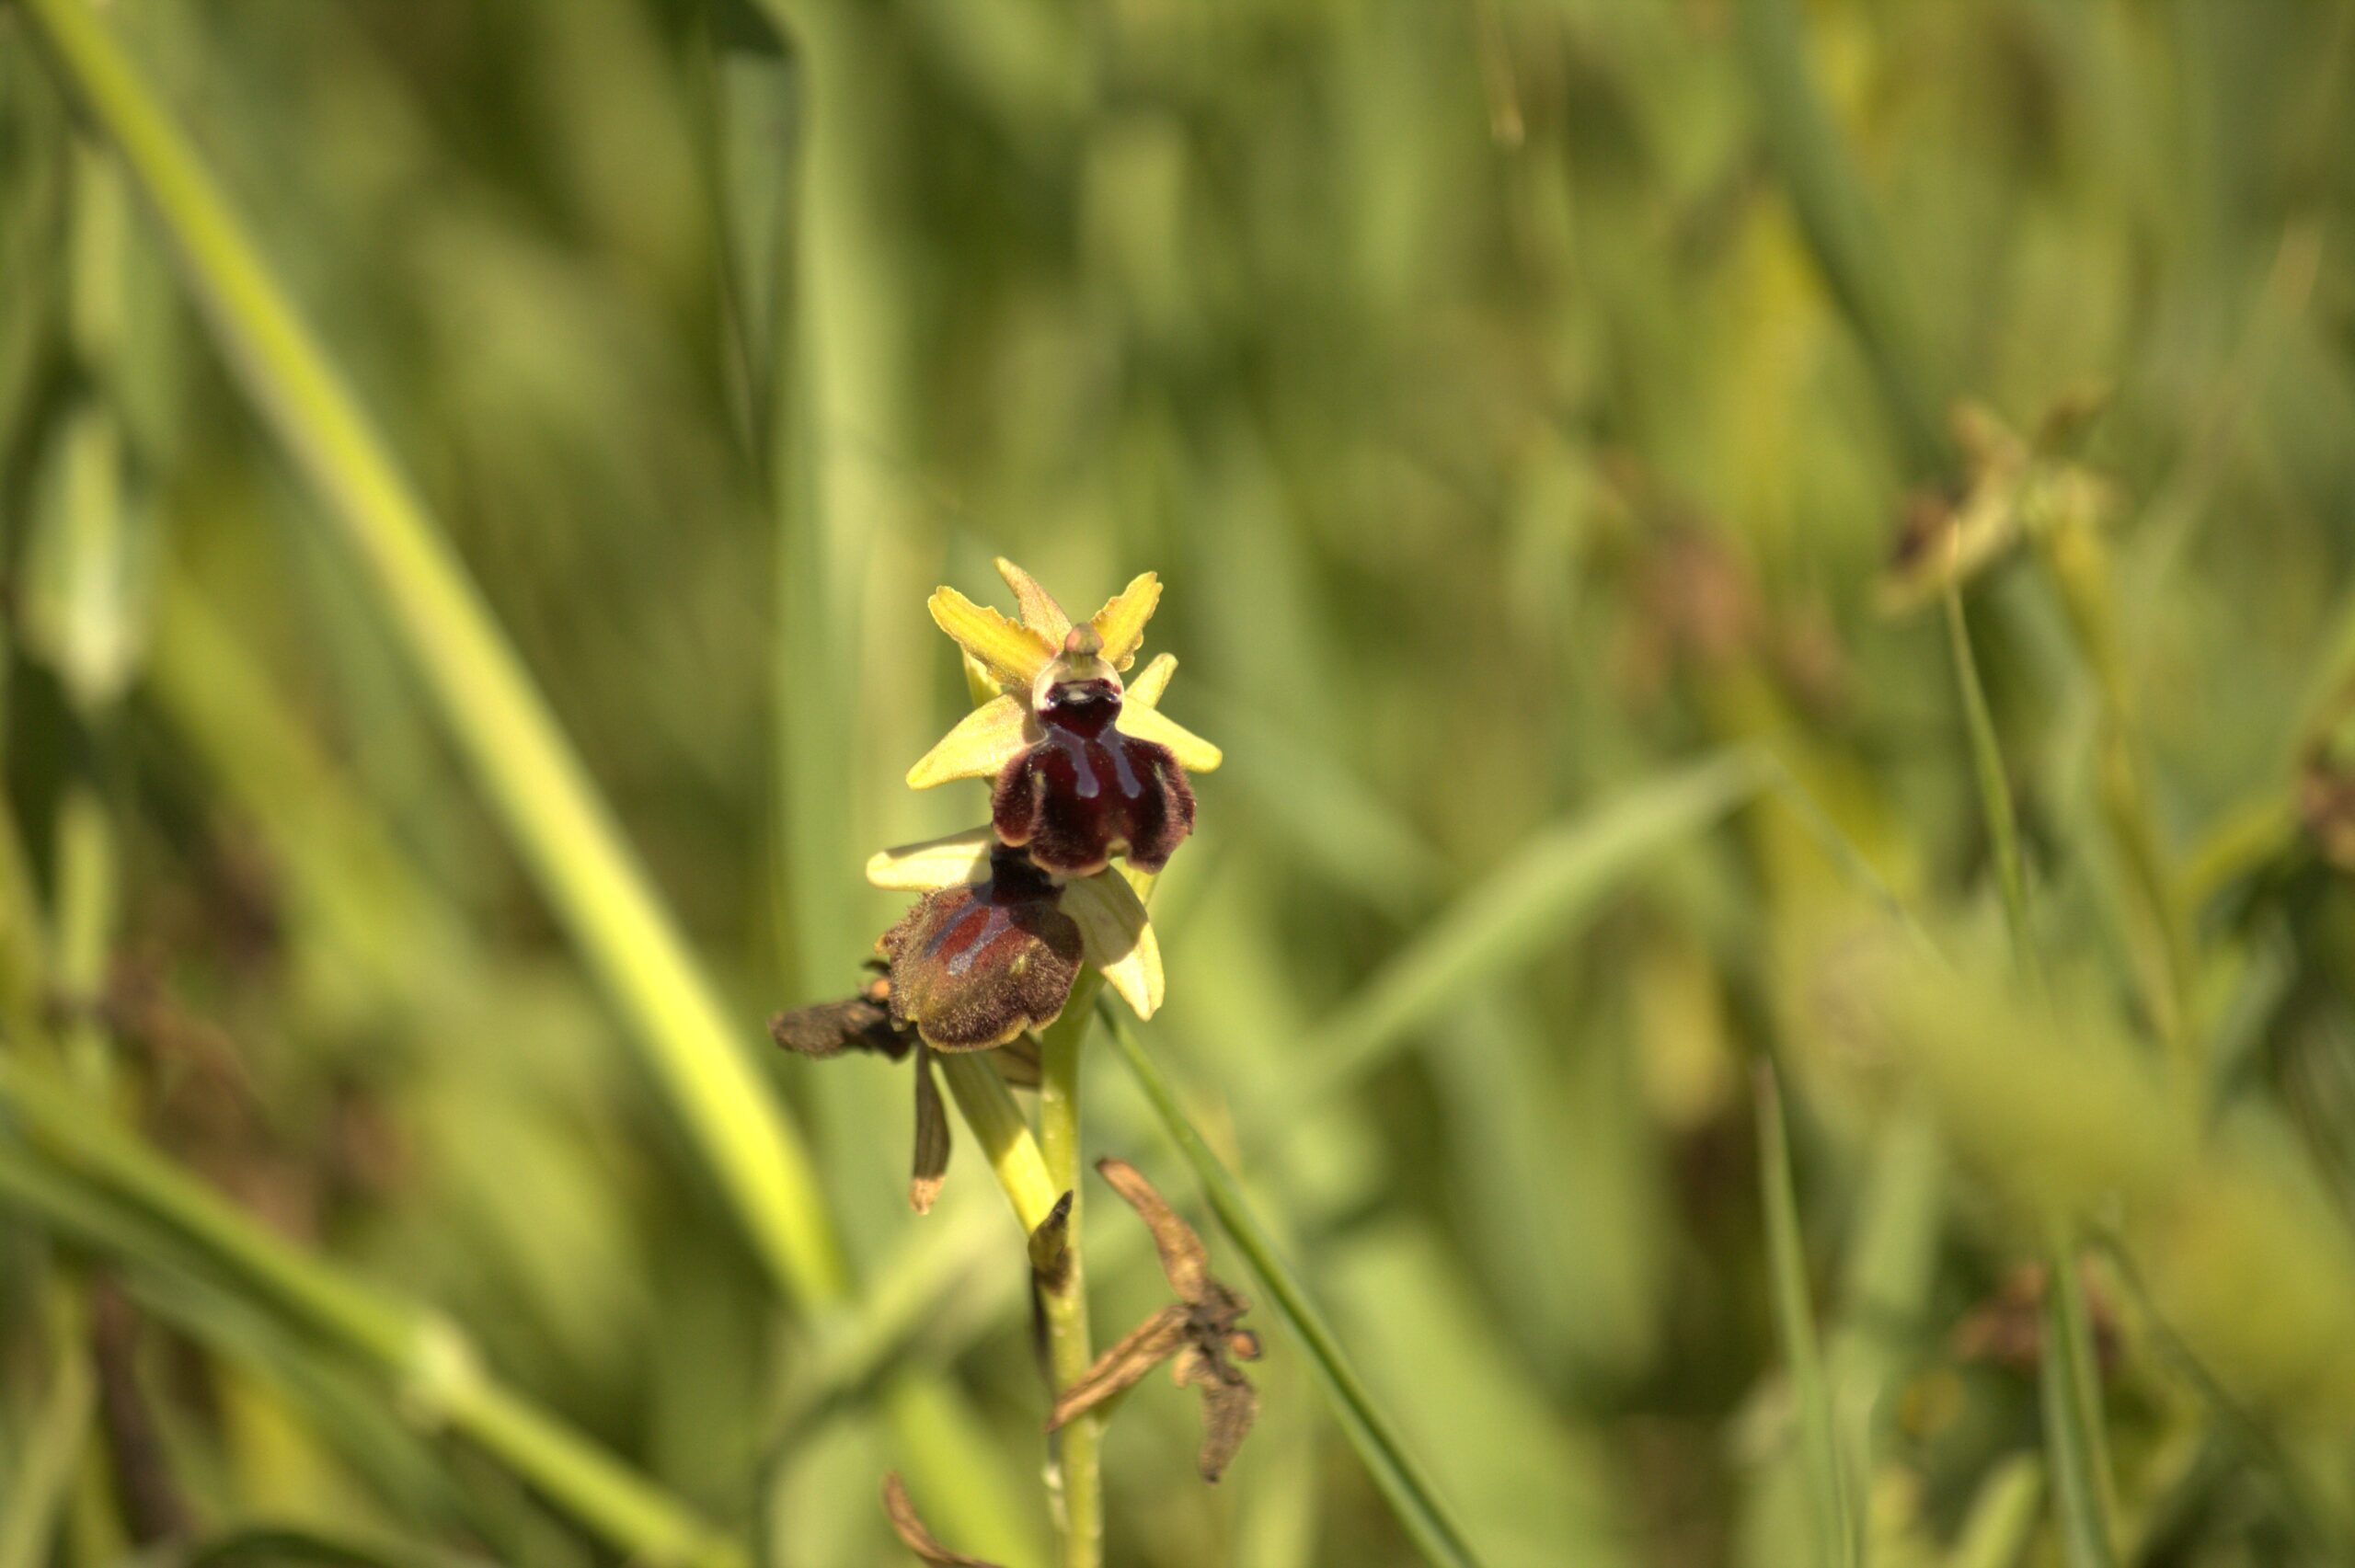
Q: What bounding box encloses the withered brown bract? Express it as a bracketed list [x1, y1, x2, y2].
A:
[880, 1473, 1004, 1568]
[1048, 1157, 1261, 1482]
[766, 973, 911, 1060]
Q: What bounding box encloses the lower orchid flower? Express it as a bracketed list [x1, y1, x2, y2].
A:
[772, 841, 1160, 1215]
[866, 830, 1164, 1023]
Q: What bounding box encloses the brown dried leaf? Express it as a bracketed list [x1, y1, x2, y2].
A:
[881, 1473, 1004, 1568]
[910, 1046, 950, 1215]
[1195, 1371, 1258, 1483]
[1047, 1305, 1189, 1431]
[1096, 1156, 1208, 1303]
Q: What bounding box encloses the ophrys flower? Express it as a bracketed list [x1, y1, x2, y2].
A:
[909, 559, 1221, 876]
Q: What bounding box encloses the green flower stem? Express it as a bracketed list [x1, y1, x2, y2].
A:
[936, 1055, 1059, 1232]
[1036, 975, 1104, 1568]
[937, 971, 1105, 1568]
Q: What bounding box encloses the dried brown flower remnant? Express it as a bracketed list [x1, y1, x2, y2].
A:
[1951, 1261, 2121, 1375]
[881, 1472, 1004, 1568]
[767, 972, 911, 1060]
[1049, 1158, 1260, 1482]
[1878, 398, 2119, 616]
[769, 972, 958, 1214]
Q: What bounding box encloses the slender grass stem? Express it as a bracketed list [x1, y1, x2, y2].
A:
[1944, 581, 2120, 1568]
[2040, 1219, 2120, 1568]
[2037, 524, 2196, 1070]
[1945, 583, 2038, 987]
[0, 1290, 95, 1568]
[1754, 1063, 1855, 1568]
[935, 977, 1103, 1568]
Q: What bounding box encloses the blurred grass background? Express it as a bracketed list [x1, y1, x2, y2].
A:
[4, 0, 2355, 1564]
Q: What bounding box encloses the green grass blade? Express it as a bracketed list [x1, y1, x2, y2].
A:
[695, 0, 798, 455]
[1754, 1063, 1855, 1568]
[1731, 0, 1947, 474]
[1292, 750, 1769, 1104]
[0, 1063, 747, 1568]
[1947, 1456, 2043, 1568]
[0, 1299, 94, 1568]
[2039, 1224, 2120, 1568]
[1945, 583, 2037, 973]
[1104, 1008, 1488, 1568]
[15, 0, 845, 1310]
[1942, 582, 2118, 1567]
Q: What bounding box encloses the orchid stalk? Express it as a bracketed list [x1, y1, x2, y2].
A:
[773, 560, 1242, 1568]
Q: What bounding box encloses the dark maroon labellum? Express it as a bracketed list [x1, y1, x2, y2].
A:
[879, 851, 1083, 1050]
[993, 680, 1196, 876]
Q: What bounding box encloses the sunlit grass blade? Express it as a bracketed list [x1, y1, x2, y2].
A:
[1291, 750, 1769, 1106]
[1945, 582, 2037, 978]
[0, 1298, 94, 1568]
[15, 0, 845, 1310]
[0, 1061, 747, 1568]
[1754, 1063, 1855, 1568]
[695, 0, 798, 454]
[1104, 1008, 1488, 1568]
[2039, 1224, 2120, 1568]
[1731, 0, 1947, 473]
[1947, 1456, 2043, 1568]
[1941, 581, 2119, 1566]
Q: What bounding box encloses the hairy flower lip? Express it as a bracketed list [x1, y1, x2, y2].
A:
[865, 834, 1166, 1020]
[879, 852, 1084, 1051]
[991, 718, 1196, 877]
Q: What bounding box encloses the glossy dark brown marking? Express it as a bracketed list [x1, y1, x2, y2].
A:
[992, 680, 1196, 876]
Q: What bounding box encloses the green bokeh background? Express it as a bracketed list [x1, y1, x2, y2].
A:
[5, 0, 2355, 1564]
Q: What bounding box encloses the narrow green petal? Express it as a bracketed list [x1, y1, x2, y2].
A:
[1063, 872, 1164, 1018]
[1118, 701, 1222, 773]
[1128, 652, 1178, 708]
[929, 586, 1053, 690]
[994, 557, 1073, 641]
[1086, 572, 1161, 671]
[867, 827, 995, 891]
[907, 694, 1032, 788]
